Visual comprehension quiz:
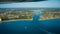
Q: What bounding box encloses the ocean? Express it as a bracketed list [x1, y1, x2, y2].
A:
[0, 17, 60, 34]
[0, 9, 60, 34]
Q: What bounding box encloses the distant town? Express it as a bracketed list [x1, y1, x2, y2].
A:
[40, 8, 60, 20]
[0, 9, 34, 22]
[0, 8, 60, 22]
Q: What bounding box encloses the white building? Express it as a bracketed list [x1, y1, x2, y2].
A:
[0, 18, 2, 22]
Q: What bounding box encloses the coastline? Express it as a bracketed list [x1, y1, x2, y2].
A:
[0, 19, 33, 23]
[39, 18, 60, 20]
[0, 18, 60, 23]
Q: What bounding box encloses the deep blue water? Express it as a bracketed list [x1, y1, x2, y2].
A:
[0, 10, 60, 34]
[0, 16, 60, 34]
[0, 18, 60, 34]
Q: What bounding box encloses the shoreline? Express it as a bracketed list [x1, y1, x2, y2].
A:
[0, 18, 60, 23]
[0, 19, 33, 23]
[39, 18, 60, 20]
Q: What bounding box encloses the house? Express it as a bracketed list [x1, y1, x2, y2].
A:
[7, 15, 20, 19]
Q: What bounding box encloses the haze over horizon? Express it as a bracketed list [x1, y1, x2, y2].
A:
[0, 0, 60, 8]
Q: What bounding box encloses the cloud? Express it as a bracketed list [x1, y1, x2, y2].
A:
[0, 0, 60, 8]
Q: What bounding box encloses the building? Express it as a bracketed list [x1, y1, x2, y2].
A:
[7, 15, 20, 19]
[0, 18, 2, 22]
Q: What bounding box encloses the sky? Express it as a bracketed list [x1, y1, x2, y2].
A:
[0, 0, 60, 8]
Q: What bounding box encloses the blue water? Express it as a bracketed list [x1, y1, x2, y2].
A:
[0, 10, 60, 34]
[0, 18, 60, 34]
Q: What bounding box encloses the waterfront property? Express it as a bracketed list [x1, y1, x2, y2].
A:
[0, 8, 60, 34]
[0, 8, 60, 21]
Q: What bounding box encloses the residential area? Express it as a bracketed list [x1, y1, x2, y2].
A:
[0, 9, 34, 21]
[40, 9, 60, 20]
[0, 8, 60, 21]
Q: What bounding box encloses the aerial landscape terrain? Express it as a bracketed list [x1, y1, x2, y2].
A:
[0, 0, 60, 34]
[0, 8, 60, 22]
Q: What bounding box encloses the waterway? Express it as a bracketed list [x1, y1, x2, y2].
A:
[0, 10, 60, 34]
